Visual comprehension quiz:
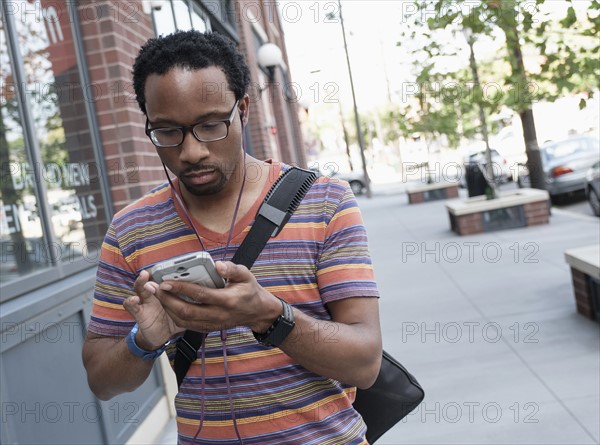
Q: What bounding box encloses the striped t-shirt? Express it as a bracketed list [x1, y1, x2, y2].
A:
[89, 161, 379, 444]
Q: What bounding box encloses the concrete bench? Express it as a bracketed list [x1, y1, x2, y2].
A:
[564, 244, 600, 321]
[445, 188, 550, 236]
[407, 182, 459, 204]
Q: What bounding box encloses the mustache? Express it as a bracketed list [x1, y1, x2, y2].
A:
[181, 164, 221, 176]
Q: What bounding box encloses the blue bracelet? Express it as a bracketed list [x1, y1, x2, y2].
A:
[125, 323, 170, 361]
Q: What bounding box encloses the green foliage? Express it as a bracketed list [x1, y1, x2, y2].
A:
[394, 0, 599, 146]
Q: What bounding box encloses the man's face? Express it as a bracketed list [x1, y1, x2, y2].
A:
[144, 66, 248, 197]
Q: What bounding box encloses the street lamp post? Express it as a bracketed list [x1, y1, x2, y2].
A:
[337, 0, 372, 198]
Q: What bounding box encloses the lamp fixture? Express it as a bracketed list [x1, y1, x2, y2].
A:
[257, 42, 283, 92]
[142, 0, 168, 14]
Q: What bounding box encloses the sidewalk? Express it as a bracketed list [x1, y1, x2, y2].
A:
[361, 189, 599, 444]
[155, 187, 600, 444]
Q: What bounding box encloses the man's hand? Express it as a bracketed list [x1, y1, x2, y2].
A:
[153, 261, 281, 333]
[123, 269, 185, 350]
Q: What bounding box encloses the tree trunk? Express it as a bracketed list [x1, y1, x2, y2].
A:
[491, 0, 546, 190]
[519, 109, 546, 189]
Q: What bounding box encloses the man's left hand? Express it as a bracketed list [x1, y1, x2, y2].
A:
[153, 261, 281, 333]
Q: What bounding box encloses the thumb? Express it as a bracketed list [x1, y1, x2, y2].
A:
[123, 295, 142, 317]
[215, 261, 250, 283]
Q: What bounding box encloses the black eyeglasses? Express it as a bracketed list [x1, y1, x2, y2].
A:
[145, 100, 240, 148]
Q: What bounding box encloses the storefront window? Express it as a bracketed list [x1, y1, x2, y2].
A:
[1, 1, 108, 288]
[1, 18, 49, 283]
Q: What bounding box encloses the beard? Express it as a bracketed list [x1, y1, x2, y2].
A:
[178, 163, 236, 196]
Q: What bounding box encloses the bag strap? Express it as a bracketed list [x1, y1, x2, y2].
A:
[174, 167, 318, 388]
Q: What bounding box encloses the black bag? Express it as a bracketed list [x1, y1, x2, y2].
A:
[174, 167, 425, 443]
[354, 350, 425, 444]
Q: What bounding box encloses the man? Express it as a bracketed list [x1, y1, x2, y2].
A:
[83, 30, 382, 445]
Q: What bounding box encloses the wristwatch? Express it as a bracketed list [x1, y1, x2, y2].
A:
[126, 323, 171, 361]
[253, 297, 295, 347]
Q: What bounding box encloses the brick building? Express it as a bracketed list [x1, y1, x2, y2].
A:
[0, 1, 305, 443]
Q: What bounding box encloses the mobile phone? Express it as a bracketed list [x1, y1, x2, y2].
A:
[149, 251, 225, 300]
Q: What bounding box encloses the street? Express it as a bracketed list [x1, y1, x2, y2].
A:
[552, 190, 596, 218]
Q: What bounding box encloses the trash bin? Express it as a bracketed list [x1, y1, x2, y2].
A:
[464, 163, 488, 197]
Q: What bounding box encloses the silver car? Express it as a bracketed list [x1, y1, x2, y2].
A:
[517, 135, 600, 197]
[308, 163, 367, 196]
[330, 170, 367, 195]
[586, 160, 600, 216]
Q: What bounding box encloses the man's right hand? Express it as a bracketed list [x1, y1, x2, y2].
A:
[124, 269, 185, 351]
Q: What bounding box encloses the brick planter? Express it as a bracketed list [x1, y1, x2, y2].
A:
[407, 182, 459, 204]
[445, 188, 550, 236]
[565, 245, 600, 321]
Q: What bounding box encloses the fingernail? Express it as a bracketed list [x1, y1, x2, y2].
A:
[160, 283, 172, 291]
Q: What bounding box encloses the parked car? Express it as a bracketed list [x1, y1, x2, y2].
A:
[308, 162, 367, 196]
[586, 160, 600, 216]
[460, 148, 512, 188]
[331, 170, 367, 195]
[517, 135, 600, 198]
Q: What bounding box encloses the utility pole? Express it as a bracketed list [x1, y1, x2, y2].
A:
[338, 102, 354, 172]
[338, 0, 372, 198]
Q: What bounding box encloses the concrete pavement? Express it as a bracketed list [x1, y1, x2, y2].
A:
[362, 189, 599, 444]
[155, 186, 600, 444]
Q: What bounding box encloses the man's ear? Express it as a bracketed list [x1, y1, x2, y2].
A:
[239, 94, 250, 123]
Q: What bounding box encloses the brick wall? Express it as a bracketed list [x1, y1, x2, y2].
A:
[408, 192, 425, 204]
[78, 0, 305, 212]
[454, 213, 483, 235]
[78, 0, 163, 212]
[236, 0, 304, 166]
[268, 3, 304, 167]
[451, 198, 550, 235]
[446, 186, 459, 199]
[236, 1, 275, 161]
[524, 200, 550, 226]
[570, 268, 596, 320]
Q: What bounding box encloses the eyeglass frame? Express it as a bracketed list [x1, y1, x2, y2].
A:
[144, 100, 240, 148]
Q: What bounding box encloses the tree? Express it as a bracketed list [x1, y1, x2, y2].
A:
[399, 0, 600, 190]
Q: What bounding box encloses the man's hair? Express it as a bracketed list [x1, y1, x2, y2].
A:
[132, 30, 251, 113]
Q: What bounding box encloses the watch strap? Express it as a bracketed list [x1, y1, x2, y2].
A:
[126, 323, 168, 361]
[253, 298, 295, 347]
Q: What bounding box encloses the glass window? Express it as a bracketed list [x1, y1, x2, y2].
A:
[173, 0, 192, 31]
[546, 139, 590, 160]
[153, 2, 177, 36]
[1, 1, 108, 287]
[1, 18, 49, 283]
[191, 7, 209, 32]
[224, 0, 236, 26]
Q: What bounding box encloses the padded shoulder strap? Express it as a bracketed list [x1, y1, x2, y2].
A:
[231, 166, 317, 268]
[174, 166, 317, 388]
